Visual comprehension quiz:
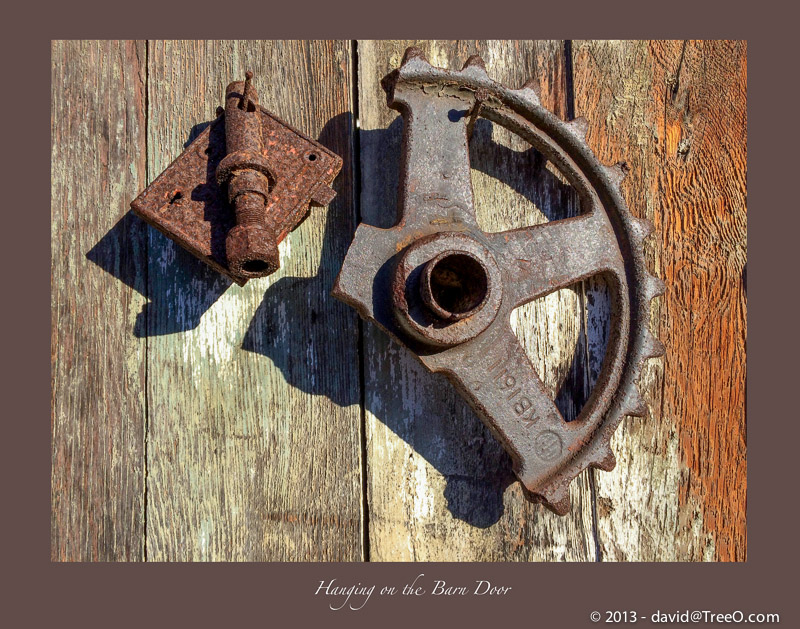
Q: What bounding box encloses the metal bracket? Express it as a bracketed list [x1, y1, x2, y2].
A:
[131, 72, 342, 285]
[333, 48, 665, 514]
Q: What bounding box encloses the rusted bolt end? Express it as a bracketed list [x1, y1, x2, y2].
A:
[225, 223, 279, 278]
[420, 251, 490, 322]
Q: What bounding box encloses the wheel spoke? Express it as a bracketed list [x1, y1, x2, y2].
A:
[393, 87, 477, 229]
[492, 213, 624, 307]
[430, 322, 580, 491]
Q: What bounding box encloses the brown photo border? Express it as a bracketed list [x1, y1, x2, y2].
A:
[22, 1, 798, 626]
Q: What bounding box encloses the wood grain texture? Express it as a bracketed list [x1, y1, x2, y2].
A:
[357, 40, 597, 561]
[51, 40, 148, 560]
[51, 40, 747, 562]
[572, 40, 747, 561]
[145, 41, 362, 560]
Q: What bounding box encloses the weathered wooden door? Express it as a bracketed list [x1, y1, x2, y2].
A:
[52, 40, 746, 561]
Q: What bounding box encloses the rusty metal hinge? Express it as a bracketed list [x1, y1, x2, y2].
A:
[132, 72, 342, 285]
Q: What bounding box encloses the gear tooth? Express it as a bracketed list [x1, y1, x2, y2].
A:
[646, 274, 666, 298]
[590, 446, 617, 472]
[398, 46, 433, 74]
[521, 76, 541, 94]
[460, 56, 490, 80]
[632, 217, 654, 244]
[520, 76, 542, 94]
[639, 217, 655, 238]
[515, 78, 541, 106]
[541, 486, 571, 516]
[643, 330, 666, 358]
[625, 389, 648, 417]
[567, 116, 589, 139]
[400, 46, 429, 67]
[606, 162, 628, 185]
[461, 54, 487, 71]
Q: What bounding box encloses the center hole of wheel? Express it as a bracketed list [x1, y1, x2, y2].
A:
[421, 252, 489, 321]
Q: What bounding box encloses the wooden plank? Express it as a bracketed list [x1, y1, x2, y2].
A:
[572, 40, 747, 561]
[51, 40, 148, 561]
[357, 40, 597, 561]
[145, 40, 362, 560]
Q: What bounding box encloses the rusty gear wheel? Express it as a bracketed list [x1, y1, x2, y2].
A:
[333, 47, 665, 515]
